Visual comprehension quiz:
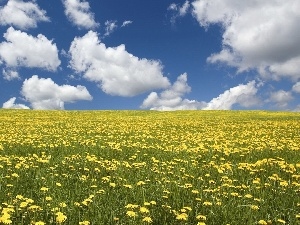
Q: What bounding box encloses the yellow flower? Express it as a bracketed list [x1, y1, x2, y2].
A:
[109, 183, 116, 187]
[126, 210, 137, 218]
[258, 220, 267, 225]
[56, 212, 67, 223]
[56, 183, 62, 187]
[59, 202, 67, 208]
[203, 201, 212, 206]
[137, 181, 146, 186]
[40, 187, 48, 192]
[79, 221, 90, 225]
[45, 196, 52, 201]
[176, 213, 188, 221]
[142, 217, 153, 223]
[196, 215, 207, 221]
[197, 222, 206, 225]
[140, 207, 149, 214]
[19, 202, 28, 208]
[250, 205, 259, 210]
[35, 221, 45, 225]
[277, 219, 286, 224]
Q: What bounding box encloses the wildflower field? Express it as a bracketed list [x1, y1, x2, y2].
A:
[0, 110, 300, 225]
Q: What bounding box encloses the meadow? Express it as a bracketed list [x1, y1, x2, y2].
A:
[0, 110, 299, 225]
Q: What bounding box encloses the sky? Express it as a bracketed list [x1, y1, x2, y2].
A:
[0, 0, 300, 111]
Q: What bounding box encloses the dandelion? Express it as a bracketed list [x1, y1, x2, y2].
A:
[250, 205, 259, 210]
[35, 221, 45, 225]
[197, 222, 206, 225]
[79, 221, 90, 225]
[59, 202, 67, 208]
[40, 187, 48, 192]
[176, 213, 188, 221]
[142, 217, 153, 223]
[203, 201, 212, 206]
[196, 215, 207, 221]
[126, 210, 137, 218]
[56, 212, 67, 223]
[109, 183, 116, 187]
[258, 220, 267, 225]
[277, 219, 286, 224]
[140, 207, 150, 214]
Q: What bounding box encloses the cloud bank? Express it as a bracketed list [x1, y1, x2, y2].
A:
[192, 0, 300, 81]
[141, 73, 259, 111]
[0, 27, 61, 71]
[2, 97, 29, 109]
[21, 75, 92, 109]
[0, 0, 49, 30]
[69, 31, 170, 97]
[141, 73, 206, 110]
[63, 0, 99, 29]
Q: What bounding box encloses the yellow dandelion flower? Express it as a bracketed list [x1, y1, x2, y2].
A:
[142, 217, 153, 223]
[79, 221, 90, 225]
[40, 187, 48, 192]
[56, 212, 67, 223]
[176, 213, 188, 221]
[197, 222, 206, 225]
[59, 202, 67, 208]
[35, 221, 45, 225]
[196, 215, 207, 221]
[126, 210, 137, 218]
[250, 205, 259, 210]
[257, 220, 267, 225]
[277, 219, 286, 224]
[140, 207, 149, 214]
[109, 183, 116, 187]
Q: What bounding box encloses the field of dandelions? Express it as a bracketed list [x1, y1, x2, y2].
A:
[0, 110, 300, 225]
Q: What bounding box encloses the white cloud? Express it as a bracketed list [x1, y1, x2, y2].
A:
[104, 20, 118, 36]
[121, 20, 133, 27]
[192, 0, 300, 80]
[21, 75, 92, 109]
[292, 82, 300, 94]
[0, 0, 49, 30]
[63, 0, 99, 29]
[269, 90, 293, 108]
[0, 27, 61, 71]
[2, 97, 29, 109]
[2, 68, 20, 80]
[203, 81, 259, 110]
[168, 1, 190, 24]
[141, 73, 207, 110]
[68, 31, 170, 97]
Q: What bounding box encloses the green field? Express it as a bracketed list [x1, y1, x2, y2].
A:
[0, 110, 299, 225]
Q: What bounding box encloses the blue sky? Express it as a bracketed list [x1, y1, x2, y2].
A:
[0, 0, 300, 110]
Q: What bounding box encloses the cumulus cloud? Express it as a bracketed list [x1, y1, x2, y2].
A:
[68, 30, 170, 97]
[268, 90, 294, 108]
[192, 0, 300, 80]
[0, 0, 49, 30]
[21, 75, 92, 109]
[141, 73, 207, 110]
[2, 97, 29, 109]
[168, 1, 190, 24]
[2, 68, 20, 80]
[104, 20, 118, 36]
[203, 81, 259, 110]
[0, 27, 61, 71]
[63, 0, 99, 29]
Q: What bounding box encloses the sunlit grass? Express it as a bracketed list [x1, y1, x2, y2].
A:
[0, 110, 299, 224]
